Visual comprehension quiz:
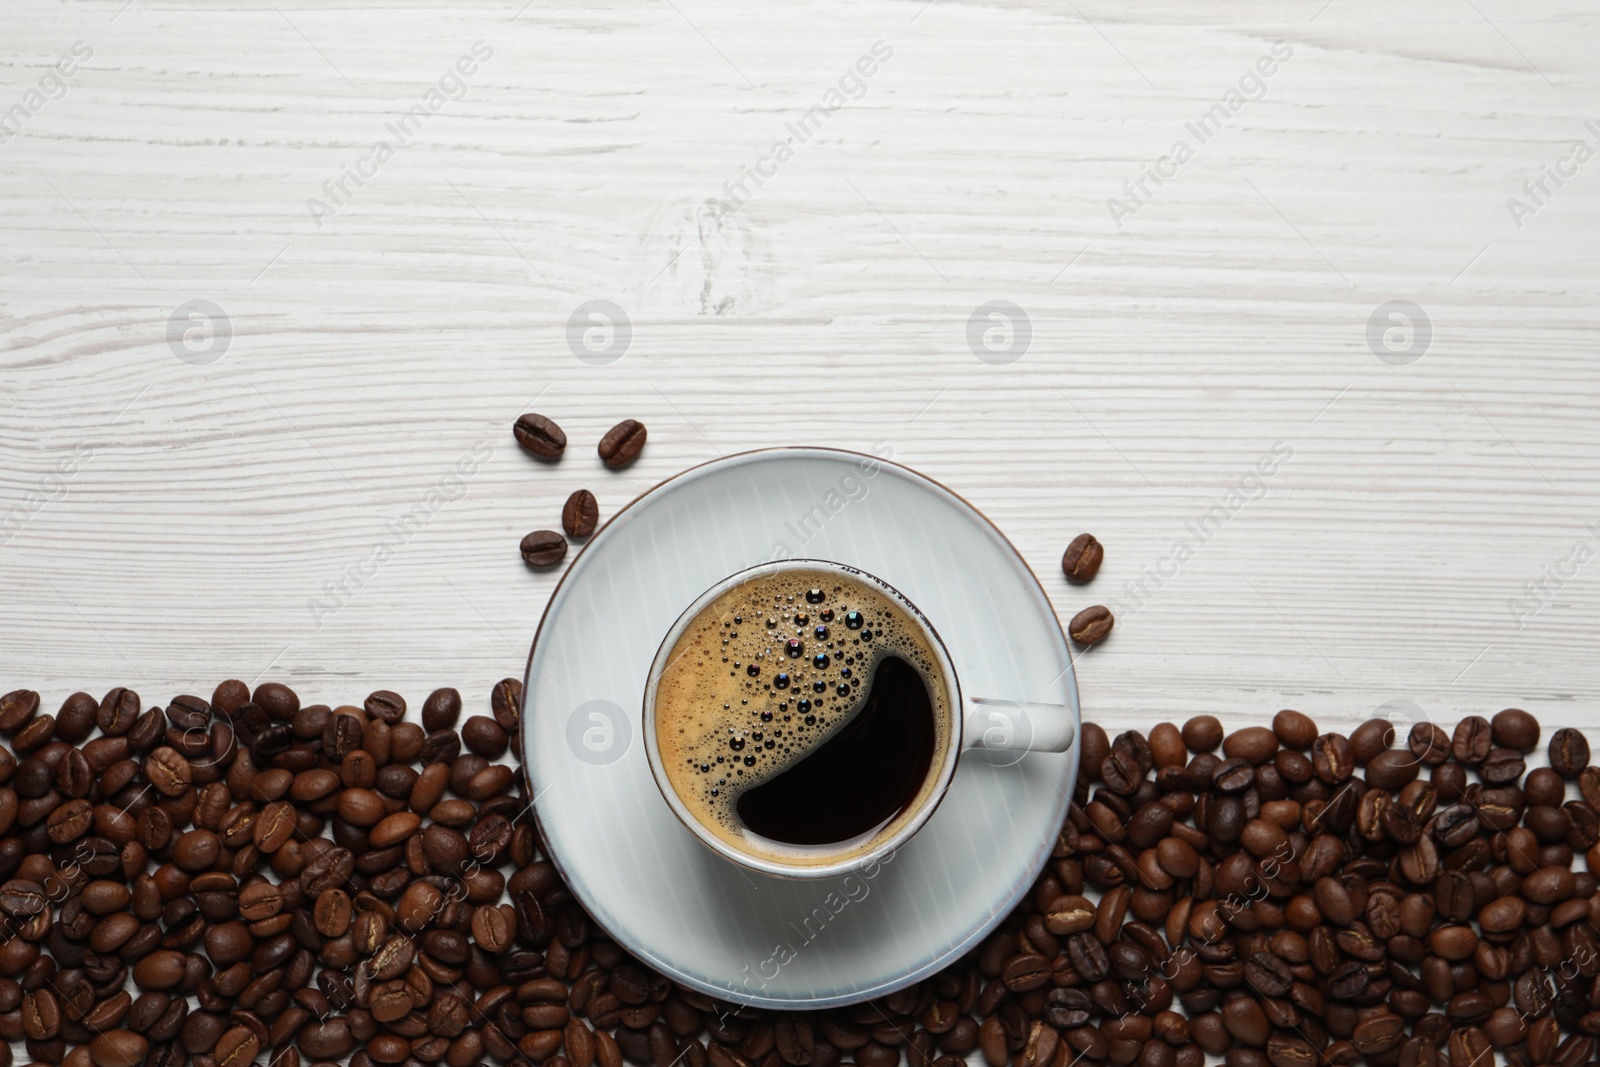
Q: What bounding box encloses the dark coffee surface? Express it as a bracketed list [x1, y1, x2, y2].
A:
[737, 655, 937, 846]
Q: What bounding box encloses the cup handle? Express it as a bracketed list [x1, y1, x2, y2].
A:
[962, 698, 1076, 754]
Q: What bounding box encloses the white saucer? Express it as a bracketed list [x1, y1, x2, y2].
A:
[521, 448, 1080, 1009]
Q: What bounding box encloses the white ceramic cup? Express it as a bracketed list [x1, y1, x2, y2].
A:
[641, 559, 1077, 880]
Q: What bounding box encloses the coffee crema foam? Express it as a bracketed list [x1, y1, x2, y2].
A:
[654, 569, 952, 866]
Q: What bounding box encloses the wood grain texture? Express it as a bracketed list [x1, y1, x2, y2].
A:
[3, 0, 1599, 757]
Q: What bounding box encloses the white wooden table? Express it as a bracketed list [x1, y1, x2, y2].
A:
[4, 0, 1599, 754]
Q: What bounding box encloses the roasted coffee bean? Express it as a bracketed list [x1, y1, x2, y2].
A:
[235, 881, 281, 922]
[1489, 707, 1538, 750]
[46, 798, 92, 843]
[0, 690, 39, 733]
[298, 1019, 354, 1059]
[313, 888, 353, 936]
[1207, 795, 1246, 844]
[1044, 894, 1096, 936]
[1069, 606, 1114, 646]
[1430, 803, 1479, 847]
[1062, 534, 1104, 583]
[1213, 758, 1254, 794]
[1447, 1027, 1491, 1067]
[1224, 726, 1279, 764]
[598, 419, 647, 468]
[301, 845, 354, 896]
[1408, 722, 1450, 765]
[1155, 837, 1199, 878]
[254, 681, 299, 721]
[1478, 895, 1529, 934]
[1147, 722, 1186, 771]
[1351, 1014, 1406, 1056]
[1366, 748, 1420, 790]
[1398, 835, 1440, 883]
[774, 1016, 815, 1066]
[1220, 997, 1269, 1046]
[133, 950, 188, 990]
[1335, 787, 1377, 842]
[370, 810, 421, 848]
[1348, 718, 1395, 764]
[365, 689, 405, 724]
[1313, 876, 1360, 925]
[98, 686, 141, 735]
[57, 746, 93, 797]
[215, 1025, 261, 1067]
[1266, 1035, 1315, 1067]
[1429, 923, 1478, 961]
[1381, 799, 1425, 844]
[337, 786, 384, 826]
[521, 529, 569, 568]
[1524, 864, 1576, 904]
[463, 715, 510, 759]
[421, 687, 462, 731]
[492, 677, 523, 730]
[144, 746, 193, 796]
[979, 1017, 1007, 1066]
[1479, 747, 1525, 785]
[1002, 953, 1052, 992]
[1311, 734, 1353, 784]
[1523, 766, 1566, 808]
[1, 879, 47, 916]
[1111, 732, 1152, 777]
[1102, 749, 1142, 795]
[1550, 727, 1589, 778]
[515, 413, 567, 459]
[1243, 952, 1292, 997]
[473, 903, 515, 953]
[1272, 709, 1318, 750]
[90, 1030, 151, 1067]
[1451, 716, 1492, 764]
[1066, 933, 1109, 982]
[420, 728, 461, 764]
[1182, 716, 1223, 753]
[564, 489, 601, 538]
[54, 690, 99, 743]
[22, 988, 61, 1040]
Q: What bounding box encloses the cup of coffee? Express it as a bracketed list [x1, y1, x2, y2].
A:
[642, 559, 1076, 879]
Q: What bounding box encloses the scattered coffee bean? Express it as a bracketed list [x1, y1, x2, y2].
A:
[598, 419, 647, 469]
[1061, 534, 1103, 583]
[1069, 605, 1114, 646]
[564, 488, 600, 538]
[521, 529, 569, 568]
[515, 412, 568, 459]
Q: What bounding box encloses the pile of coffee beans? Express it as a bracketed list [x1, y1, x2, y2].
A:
[514, 415, 645, 569]
[3, 679, 1595, 1067]
[1050, 709, 1600, 1067]
[0, 680, 546, 1067]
